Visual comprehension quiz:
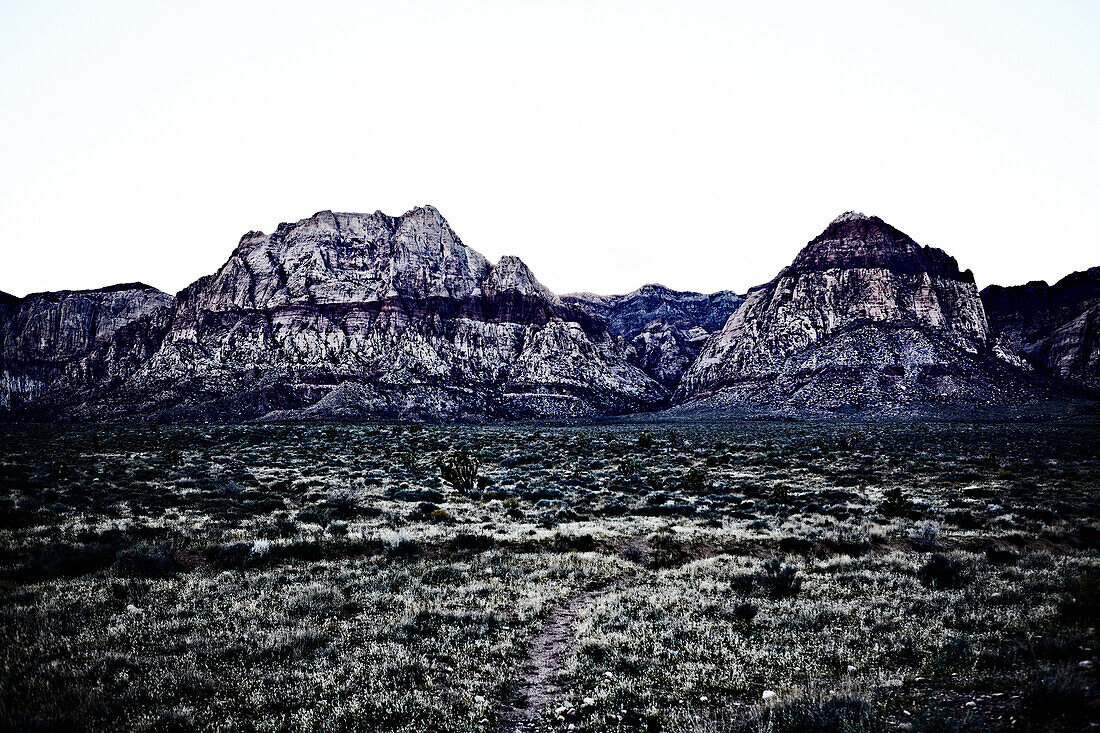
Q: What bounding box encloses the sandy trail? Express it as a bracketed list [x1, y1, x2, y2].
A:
[497, 583, 616, 732]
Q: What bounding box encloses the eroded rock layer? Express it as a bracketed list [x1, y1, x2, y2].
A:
[4, 207, 667, 421]
[675, 212, 1056, 411]
[0, 284, 174, 409]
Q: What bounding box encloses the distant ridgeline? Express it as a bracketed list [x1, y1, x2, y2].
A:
[2, 208, 1097, 421]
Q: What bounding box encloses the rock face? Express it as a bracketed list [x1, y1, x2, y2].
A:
[675, 212, 1055, 412]
[0, 284, 174, 409]
[981, 267, 1100, 390]
[5, 207, 667, 421]
[565, 285, 743, 388]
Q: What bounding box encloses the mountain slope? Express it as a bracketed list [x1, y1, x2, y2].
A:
[564, 284, 743, 388]
[675, 212, 1059, 413]
[0, 284, 174, 409]
[981, 267, 1100, 391]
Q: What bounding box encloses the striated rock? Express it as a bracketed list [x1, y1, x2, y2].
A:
[565, 284, 743, 388]
[981, 267, 1100, 390]
[0, 284, 174, 408]
[627, 319, 711, 390]
[675, 213, 1058, 412]
[11, 206, 666, 421]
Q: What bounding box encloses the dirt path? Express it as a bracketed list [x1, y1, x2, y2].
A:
[497, 584, 613, 732]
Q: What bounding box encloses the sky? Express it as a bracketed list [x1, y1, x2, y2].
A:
[1, 0, 1098, 298]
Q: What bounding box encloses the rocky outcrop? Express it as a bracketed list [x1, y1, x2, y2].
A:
[0, 284, 174, 408]
[675, 212, 1058, 412]
[565, 284, 743, 388]
[626, 319, 712, 389]
[9, 207, 667, 421]
[981, 267, 1100, 390]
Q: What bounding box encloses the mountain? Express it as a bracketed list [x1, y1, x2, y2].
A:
[3, 207, 1095, 422]
[0, 284, 174, 410]
[2, 207, 667, 421]
[564, 285, 743, 388]
[675, 212, 1062, 414]
[981, 267, 1100, 390]
[564, 284, 743, 338]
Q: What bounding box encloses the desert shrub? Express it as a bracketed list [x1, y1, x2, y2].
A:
[759, 558, 802, 598]
[681, 467, 707, 493]
[1020, 668, 1094, 727]
[384, 536, 421, 559]
[1060, 570, 1100, 621]
[255, 628, 328, 661]
[917, 553, 965, 589]
[115, 542, 180, 578]
[451, 533, 495, 552]
[205, 541, 254, 569]
[323, 491, 362, 519]
[733, 601, 759, 624]
[829, 523, 873, 556]
[881, 485, 913, 517]
[637, 430, 656, 450]
[554, 531, 597, 552]
[909, 520, 941, 550]
[439, 450, 479, 494]
[15, 541, 117, 581]
[392, 487, 444, 503]
[648, 532, 693, 568]
[985, 547, 1019, 565]
[928, 636, 973, 673]
[722, 693, 886, 733]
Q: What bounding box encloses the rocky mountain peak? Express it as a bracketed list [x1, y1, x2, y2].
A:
[675, 213, 1009, 410]
[830, 211, 871, 224]
[485, 256, 559, 304]
[790, 213, 972, 283]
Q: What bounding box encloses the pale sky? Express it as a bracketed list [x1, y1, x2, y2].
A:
[2, 0, 1098, 298]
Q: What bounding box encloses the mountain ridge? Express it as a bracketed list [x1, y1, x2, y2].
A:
[2, 206, 1096, 421]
